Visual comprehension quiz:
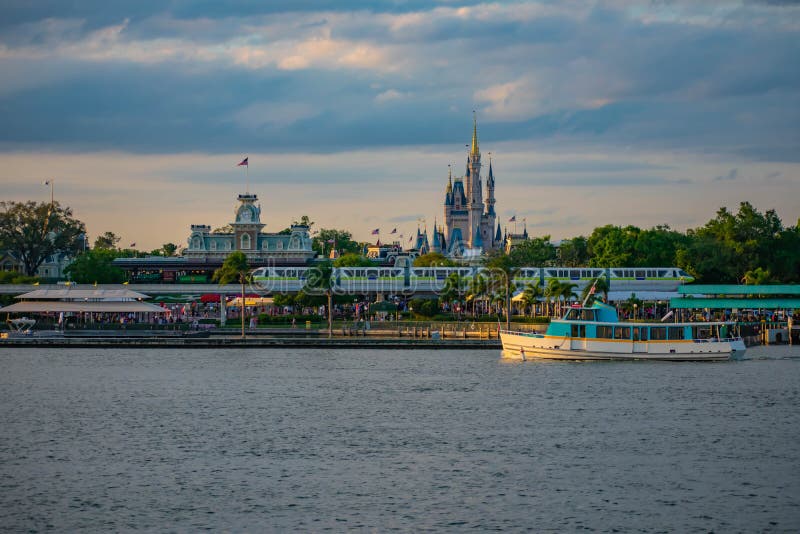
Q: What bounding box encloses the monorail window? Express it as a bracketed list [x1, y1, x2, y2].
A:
[597, 326, 613, 338]
[668, 327, 684, 340]
[614, 326, 630, 339]
[658, 270, 667, 277]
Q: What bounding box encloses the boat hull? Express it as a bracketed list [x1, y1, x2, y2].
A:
[501, 332, 744, 362]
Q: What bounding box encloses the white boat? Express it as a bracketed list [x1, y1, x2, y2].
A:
[501, 302, 745, 362]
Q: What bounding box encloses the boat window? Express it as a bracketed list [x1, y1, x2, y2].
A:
[571, 324, 586, 338]
[580, 309, 596, 321]
[614, 326, 630, 339]
[650, 327, 666, 340]
[668, 327, 684, 340]
[639, 327, 648, 341]
[597, 326, 613, 338]
[564, 309, 578, 320]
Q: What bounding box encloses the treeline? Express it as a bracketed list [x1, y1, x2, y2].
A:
[502, 202, 799, 283]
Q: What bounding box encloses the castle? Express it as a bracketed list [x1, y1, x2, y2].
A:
[423, 116, 501, 258]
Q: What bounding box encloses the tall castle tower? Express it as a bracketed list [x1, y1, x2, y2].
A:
[442, 115, 498, 256]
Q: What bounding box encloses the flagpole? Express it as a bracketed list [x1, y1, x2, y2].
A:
[246, 157, 249, 194]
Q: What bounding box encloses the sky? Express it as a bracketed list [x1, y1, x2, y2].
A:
[1, 0, 798, 251]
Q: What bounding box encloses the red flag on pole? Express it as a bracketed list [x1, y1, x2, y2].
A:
[237, 157, 249, 166]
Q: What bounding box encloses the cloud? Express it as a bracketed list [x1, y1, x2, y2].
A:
[0, 0, 797, 164]
[375, 89, 407, 103]
[714, 168, 740, 181]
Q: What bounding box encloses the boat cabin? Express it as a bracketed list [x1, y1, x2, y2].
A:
[547, 302, 731, 342]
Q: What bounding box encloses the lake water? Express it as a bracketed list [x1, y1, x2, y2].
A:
[1, 345, 799, 531]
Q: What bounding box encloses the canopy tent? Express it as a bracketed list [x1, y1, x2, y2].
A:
[227, 297, 274, 307]
[0, 286, 165, 314]
[16, 288, 150, 300]
[605, 291, 680, 302]
[0, 301, 165, 313]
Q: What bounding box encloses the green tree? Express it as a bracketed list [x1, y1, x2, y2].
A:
[161, 243, 178, 257]
[559, 236, 589, 267]
[413, 252, 456, 267]
[212, 251, 250, 339]
[634, 225, 689, 266]
[93, 231, 120, 250]
[485, 253, 520, 330]
[676, 236, 737, 283]
[64, 249, 125, 283]
[509, 235, 556, 266]
[771, 226, 800, 282]
[313, 229, 362, 256]
[305, 260, 335, 337]
[587, 225, 640, 267]
[691, 202, 783, 281]
[333, 253, 373, 267]
[409, 298, 438, 318]
[0, 201, 86, 276]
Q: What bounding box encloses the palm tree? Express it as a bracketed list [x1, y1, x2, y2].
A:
[305, 260, 335, 338]
[521, 283, 544, 317]
[742, 267, 772, 285]
[579, 275, 611, 306]
[559, 282, 578, 312]
[545, 278, 561, 317]
[213, 251, 251, 339]
[467, 273, 488, 317]
[441, 272, 466, 320]
[485, 254, 521, 331]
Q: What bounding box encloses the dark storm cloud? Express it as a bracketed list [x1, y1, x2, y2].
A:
[0, 1, 797, 162]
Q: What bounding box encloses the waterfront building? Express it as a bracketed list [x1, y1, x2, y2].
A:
[113, 192, 315, 283]
[442, 116, 500, 257]
[184, 193, 314, 264]
[0, 250, 73, 281]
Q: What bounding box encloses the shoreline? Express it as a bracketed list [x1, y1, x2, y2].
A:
[0, 335, 501, 350]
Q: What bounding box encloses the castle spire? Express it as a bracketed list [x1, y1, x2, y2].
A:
[470, 111, 479, 156]
[446, 165, 452, 193]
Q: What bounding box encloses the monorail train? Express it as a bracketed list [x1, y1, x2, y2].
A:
[250, 266, 694, 293]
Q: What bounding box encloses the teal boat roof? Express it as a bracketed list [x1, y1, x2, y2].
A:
[678, 284, 800, 296]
